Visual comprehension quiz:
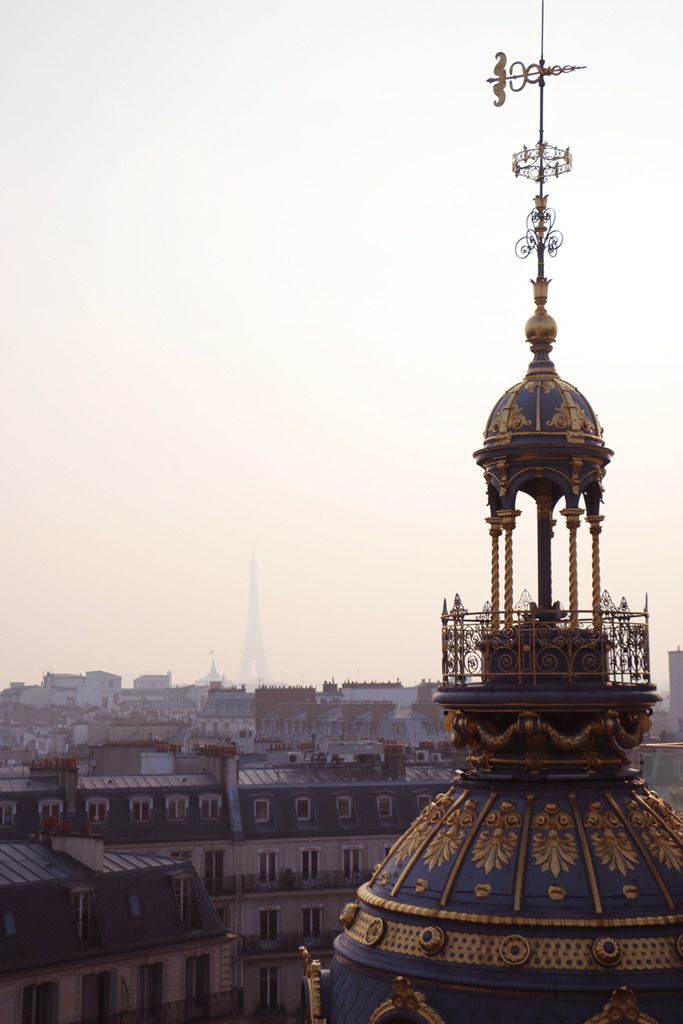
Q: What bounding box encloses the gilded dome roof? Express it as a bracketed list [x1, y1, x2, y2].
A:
[484, 368, 604, 448]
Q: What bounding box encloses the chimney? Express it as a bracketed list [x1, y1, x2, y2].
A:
[50, 834, 104, 872]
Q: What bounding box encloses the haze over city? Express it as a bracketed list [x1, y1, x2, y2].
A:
[1, 0, 681, 689]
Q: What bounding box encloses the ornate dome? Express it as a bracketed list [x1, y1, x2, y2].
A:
[483, 366, 604, 449]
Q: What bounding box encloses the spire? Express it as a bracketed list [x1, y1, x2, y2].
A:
[487, 0, 584, 367]
[236, 556, 272, 686]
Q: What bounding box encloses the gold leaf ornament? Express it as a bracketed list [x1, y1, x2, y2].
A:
[531, 803, 578, 878]
[471, 804, 521, 875]
[584, 802, 638, 876]
[422, 800, 477, 872]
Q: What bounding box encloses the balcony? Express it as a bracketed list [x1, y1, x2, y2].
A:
[242, 871, 363, 893]
[242, 931, 338, 955]
[202, 876, 236, 896]
[74, 990, 241, 1024]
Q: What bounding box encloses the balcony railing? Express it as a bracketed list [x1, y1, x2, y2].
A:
[441, 591, 650, 688]
[74, 990, 241, 1024]
[202, 876, 236, 896]
[242, 931, 338, 955]
[242, 871, 363, 892]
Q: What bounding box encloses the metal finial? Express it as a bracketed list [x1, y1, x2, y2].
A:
[486, 1, 584, 349]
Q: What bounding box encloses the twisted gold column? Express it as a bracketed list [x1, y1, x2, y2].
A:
[498, 510, 520, 630]
[586, 514, 605, 629]
[561, 508, 583, 628]
[486, 517, 502, 630]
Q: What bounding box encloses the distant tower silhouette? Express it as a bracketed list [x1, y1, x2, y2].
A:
[236, 557, 272, 685]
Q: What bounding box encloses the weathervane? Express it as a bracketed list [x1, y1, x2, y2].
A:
[487, 1, 584, 284]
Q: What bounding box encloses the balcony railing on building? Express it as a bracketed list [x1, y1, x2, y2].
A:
[441, 590, 650, 688]
[242, 870, 362, 893]
[242, 931, 338, 955]
[202, 876, 236, 896]
[75, 989, 241, 1024]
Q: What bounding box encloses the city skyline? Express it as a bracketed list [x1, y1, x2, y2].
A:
[1, 1, 681, 688]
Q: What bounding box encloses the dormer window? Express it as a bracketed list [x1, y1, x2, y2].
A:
[39, 801, 62, 828]
[173, 877, 192, 925]
[130, 797, 152, 822]
[127, 893, 143, 919]
[416, 793, 431, 812]
[200, 795, 221, 820]
[336, 796, 352, 820]
[377, 795, 393, 818]
[295, 797, 311, 822]
[166, 797, 188, 822]
[86, 799, 109, 823]
[0, 802, 16, 827]
[254, 798, 270, 824]
[2, 909, 17, 937]
[72, 889, 95, 944]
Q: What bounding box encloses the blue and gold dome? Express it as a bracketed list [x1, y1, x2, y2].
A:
[484, 370, 603, 448]
[302, 32, 683, 1024]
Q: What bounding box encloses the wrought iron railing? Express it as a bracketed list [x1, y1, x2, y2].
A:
[441, 591, 650, 687]
[242, 870, 359, 892]
[202, 875, 236, 896]
[242, 931, 338, 955]
[74, 990, 241, 1024]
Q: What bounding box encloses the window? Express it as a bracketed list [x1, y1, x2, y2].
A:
[170, 849, 191, 862]
[22, 983, 57, 1024]
[130, 798, 151, 823]
[81, 972, 112, 1023]
[384, 845, 392, 858]
[254, 798, 270, 823]
[258, 966, 279, 1012]
[0, 802, 16, 827]
[259, 907, 279, 941]
[87, 800, 109, 823]
[343, 847, 362, 881]
[127, 893, 142, 918]
[203, 850, 224, 895]
[137, 963, 163, 1022]
[2, 909, 17, 937]
[166, 797, 188, 821]
[185, 954, 210, 1006]
[72, 889, 95, 943]
[377, 795, 393, 818]
[302, 905, 322, 939]
[336, 796, 352, 819]
[295, 797, 311, 821]
[258, 850, 278, 883]
[38, 802, 62, 828]
[417, 793, 432, 811]
[200, 795, 221, 820]
[301, 848, 319, 881]
[174, 877, 192, 925]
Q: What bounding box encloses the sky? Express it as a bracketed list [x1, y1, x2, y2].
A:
[1, 0, 681, 690]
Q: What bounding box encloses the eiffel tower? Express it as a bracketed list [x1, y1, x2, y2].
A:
[235, 556, 272, 685]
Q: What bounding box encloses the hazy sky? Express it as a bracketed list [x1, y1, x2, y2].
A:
[1, 1, 681, 689]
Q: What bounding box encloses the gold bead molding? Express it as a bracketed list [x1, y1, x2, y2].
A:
[346, 909, 682, 972]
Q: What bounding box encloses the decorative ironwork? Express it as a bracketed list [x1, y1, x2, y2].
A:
[441, 590, 650, 687]
[515, 200, 564, 261]
[487, 52, 586, 107]
[512, 141, 572, 182]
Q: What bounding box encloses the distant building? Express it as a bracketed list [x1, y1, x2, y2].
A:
[669, 648, 683, 733]
[133, 672, 172, 689]
[45, 671, 122, 709]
